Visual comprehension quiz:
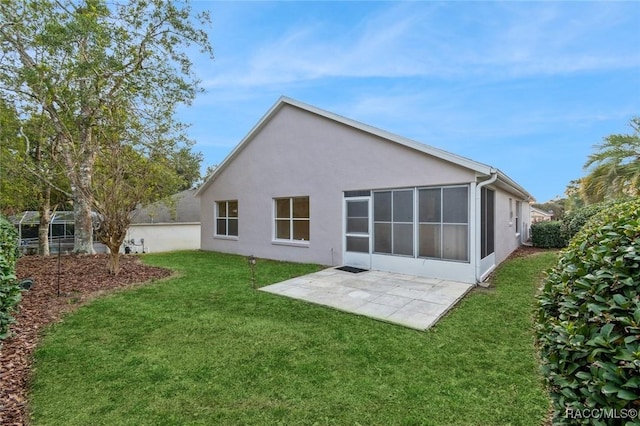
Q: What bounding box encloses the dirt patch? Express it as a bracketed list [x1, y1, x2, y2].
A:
[507, 245, 558, 259]
[0, 254, 172, 426]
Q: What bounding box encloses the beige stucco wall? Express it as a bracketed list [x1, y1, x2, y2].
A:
[200, 104, 476, 267]
[126, 223, 200, 253]
[492, 190, 530, 265]
[199, 103, 531, 283]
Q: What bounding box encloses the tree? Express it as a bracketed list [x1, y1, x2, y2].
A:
[0, 99, 37, 215]
[194, 163, 217, 188]
[172, 147, 204, 190]
[92, 99, 198, 275]
[532, 198, 565, 220]
[0, 100, 70, 255]
[93, 144, 185, 274]
[581, 117, 640, 204]
[563, 179, 585, 213]
[17, 113, 71, 255]
[0, 0, 213, 254]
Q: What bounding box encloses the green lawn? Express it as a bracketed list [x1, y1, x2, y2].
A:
[29, 251, 556, 425]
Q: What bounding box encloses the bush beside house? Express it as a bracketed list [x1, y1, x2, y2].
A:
[531, 221, 564, 248]
[535, 198, 640, 424]
[532, 203, 609, 249]
[0, 215, 21, 343]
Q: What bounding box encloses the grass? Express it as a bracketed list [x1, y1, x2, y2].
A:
[29, 250, 556, 425]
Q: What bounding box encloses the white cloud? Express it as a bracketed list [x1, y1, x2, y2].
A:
[182, 1, 640, 204]
[200, 1, 640, 91]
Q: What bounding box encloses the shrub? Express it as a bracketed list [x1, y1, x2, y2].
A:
[0, 214, 21, 342]
[560, 203, 608, 244]
[535, 198, 640, 424]
[531, 221, 564, 248]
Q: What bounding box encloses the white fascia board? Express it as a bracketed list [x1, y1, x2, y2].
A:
[496, 169, 535, 202]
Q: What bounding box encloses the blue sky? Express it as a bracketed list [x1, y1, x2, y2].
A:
[181, 1, 640, 203]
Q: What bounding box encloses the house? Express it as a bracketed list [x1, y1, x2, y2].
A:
[126, 189, 200, 253]
[196, 97, 533, 284]
[530, 206, 554, 223]
[10, 210, 108, 254]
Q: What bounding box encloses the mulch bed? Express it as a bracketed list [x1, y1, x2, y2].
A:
[0, 254, 172, 426]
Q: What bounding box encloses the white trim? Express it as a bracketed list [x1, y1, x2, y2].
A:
[371, 254, 477, 284]
[343, 196, 372, 269]
[214, 235, 238, 241]
[272, 196, 310, 243]
[479, 254, 497, 282]
[415, 185, 471, 263]
[271, 240, 310, 248]
[129, 222, 201, 226]
[347, 185, 474, 275]
[214, 200, 238, 238]
[475, 172, 499, 283]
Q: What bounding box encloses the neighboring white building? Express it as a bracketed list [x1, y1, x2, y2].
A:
[126, 189, 200, 253]
[196, 97, 534, 284]
[530, 206, 554, 223]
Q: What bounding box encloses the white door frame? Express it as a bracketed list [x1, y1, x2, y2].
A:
[343, 196, 371, 269]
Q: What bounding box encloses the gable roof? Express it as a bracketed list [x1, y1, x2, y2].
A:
[196, 96, 533, 200]
[131, 189, 200, 224]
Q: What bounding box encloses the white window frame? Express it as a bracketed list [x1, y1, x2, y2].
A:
[417, 185, 470, 263]
[373, 189, 415, 257]
[214, 200, 238, 239]
[481, 187, 495, 259]
[515, 200, 521, 236]
[273, 196, 310, 245]
[370, 185, 470, 263]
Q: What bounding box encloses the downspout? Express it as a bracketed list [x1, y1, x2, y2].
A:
[475, 170, 498, 284]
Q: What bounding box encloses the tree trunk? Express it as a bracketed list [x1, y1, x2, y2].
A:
[61, 142, 96, 254]
[103, 231, 127, 275]
[107, 244, 120, 275]
[37, 188, 51, 256]
[72, 189, 95, 254]
[69, 123, 97, 254]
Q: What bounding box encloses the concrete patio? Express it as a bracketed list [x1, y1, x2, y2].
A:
[260, 268, 474, 330]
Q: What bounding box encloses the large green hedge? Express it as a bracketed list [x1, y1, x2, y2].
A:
[533, 203, 610, 250]
[531, 220, 564, 248]
[560, 202, 608, 245]
[535, 198, 640, 424]
[0, 215, 21, 342]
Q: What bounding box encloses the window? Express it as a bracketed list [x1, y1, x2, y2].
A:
[344, 190, 371, 198]
[509, 198, 513, 221]
[418, 186, 469, 262]
[373, 190, 414, 256]
[515, 200, 521, 234]
[215, 200, 238, 237]
[274, 197, 310, 242]
[481, 188, 495, 258]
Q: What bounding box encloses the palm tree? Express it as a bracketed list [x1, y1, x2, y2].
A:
[581, 117, 640, 204]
